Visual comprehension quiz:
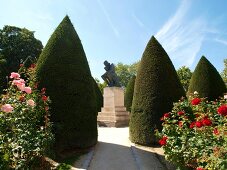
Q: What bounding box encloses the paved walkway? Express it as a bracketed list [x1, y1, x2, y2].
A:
[73, 127, 174, 170]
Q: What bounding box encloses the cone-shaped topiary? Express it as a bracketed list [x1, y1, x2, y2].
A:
[129, 36, 185, 145]
[92, 78, 103, 112]
[35, 16, 97, 155]
[188, 56, 226, 100]
[125, 75, 136, 112]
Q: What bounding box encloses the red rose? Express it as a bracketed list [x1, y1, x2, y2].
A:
[159, 139, 166, 146]
[159, 136, 168, 146]
[162, 136, 168, 140]
[217, 105, 227, 116]
[191, 98, 201, 105]
[178, 111, 184, 116]
[20, 64, 24, 67]
[42, 95, 48, 101]
[202, 118, 212, 126]
[189, 122, 196, 128]
[213, 128, 219, 135]
[163, 113, 170, 118]
[195, 121, 203, 128]
[196, 167, 204, 170]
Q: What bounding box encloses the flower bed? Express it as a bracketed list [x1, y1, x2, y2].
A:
[0, 65, 54, 169]
[156, 94, 227, 170]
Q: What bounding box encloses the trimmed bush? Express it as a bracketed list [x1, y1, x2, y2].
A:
[188, 56, 226, 100]
[124, 75, 136, 112]
[92, 78, 103, 112]
[129, 36, 185, 145]
[35, 16, 97, 155]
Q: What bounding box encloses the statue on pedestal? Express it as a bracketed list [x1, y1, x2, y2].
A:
[101, 60, 121, 87]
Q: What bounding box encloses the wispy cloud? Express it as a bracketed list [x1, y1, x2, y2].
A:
[155, 0, 206, 67]
[96, 0, 119, 37]
[215, 38, 227, 46]
[132, 12, 145, 28]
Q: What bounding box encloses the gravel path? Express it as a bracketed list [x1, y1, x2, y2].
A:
[88, 127, 138, 170]
[73, 127, 173, 170]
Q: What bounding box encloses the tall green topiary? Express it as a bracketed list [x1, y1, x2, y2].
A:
[188, 56, 226, 100]
[35, 16, 97, 155]
[129, 36, 185, 145]
[92, 78, 103, 112]
[125, 75, 136, 112]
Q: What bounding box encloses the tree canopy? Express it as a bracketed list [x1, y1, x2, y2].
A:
[115, 61, 139, 87]
[221, 59, 227, 85]
[0, 25, 43, 92]
[177, 66, 192, 91]
[130, 36, 185, 145]
[125, 75, 136, 112]
[188, 56, 226, 100]
[35, 16, 97, 155]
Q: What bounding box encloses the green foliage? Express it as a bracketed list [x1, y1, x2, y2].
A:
[115, 61, 139, 87]
[94, 78, 107, 94]
[177, 66, 192, 92]
[156, 95, 227, 170]
[0, 67, 53, 169]
[0, 26, 43, 93]
[221, 59, 227, 85]
[93, 78, 103, 112]
[35, 16, 97, 155]
[188, 56, 226, 100]
[56, 163, 71, 170]
[129, 36, 185, 145]
[124, 75, 136, 112]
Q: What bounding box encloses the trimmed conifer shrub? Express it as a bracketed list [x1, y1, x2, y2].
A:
[129, 36, 185, 145]
[35, 16, 97, 155]
[92, 78, 103, 112]
[188, 56, 226, 100]
[124, 75, 136, 112]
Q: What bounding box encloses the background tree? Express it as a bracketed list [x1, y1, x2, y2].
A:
[188, 56, 226, 100]
[35, 16, 97, 156]
[221, 59, 227, 85]
[115, 61, 139, 87]
[93, 78, 103, 112]
[130, 36, 185, 145]
[124, 75, 136, 112]
[95, 78, 107, 93]
[177, 66, 192, 91]
[0, 25, 43, 92]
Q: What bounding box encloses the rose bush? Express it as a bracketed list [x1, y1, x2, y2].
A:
[0, 65, 54, 169]
[156, 95, 227, 170]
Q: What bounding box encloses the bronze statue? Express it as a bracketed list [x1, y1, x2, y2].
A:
[101, 60, 121, 87]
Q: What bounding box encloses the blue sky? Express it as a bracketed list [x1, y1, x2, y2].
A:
[1, 0, 227, 80]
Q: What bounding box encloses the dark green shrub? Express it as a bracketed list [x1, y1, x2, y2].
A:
[35, 16, 97, 155]
[92, 78, 103, 112]
[188, 56, 226, 100]
[129, 36, 185, 145]
[124, 75, 136, 112]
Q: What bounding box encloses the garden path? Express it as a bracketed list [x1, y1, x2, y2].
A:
[73, 127, 173, 170]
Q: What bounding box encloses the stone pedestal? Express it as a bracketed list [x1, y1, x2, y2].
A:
[97, 87, 129, 127]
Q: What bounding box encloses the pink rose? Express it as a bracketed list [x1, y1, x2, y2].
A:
[27, 99, 35, 107]
[10, 72, 20, 79]
[12, 79, 25, 91]
[17, 83, 25, 91]
[24, 87, 32, 94]
[1, 104, 14, 113]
